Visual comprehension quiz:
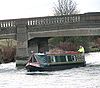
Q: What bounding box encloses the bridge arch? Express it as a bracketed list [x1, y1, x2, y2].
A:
[28, 37, 49, 54]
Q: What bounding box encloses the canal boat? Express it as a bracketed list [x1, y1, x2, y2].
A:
[25, 50, 86, 72]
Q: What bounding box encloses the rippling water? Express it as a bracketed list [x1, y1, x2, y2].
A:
[0, 52, 100, 88]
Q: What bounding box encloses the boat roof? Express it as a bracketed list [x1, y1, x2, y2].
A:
[34, 53, 45, 55]
[34, 51, 80, 56]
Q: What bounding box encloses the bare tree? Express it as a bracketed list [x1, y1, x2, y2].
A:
[53, 0, 78, 16]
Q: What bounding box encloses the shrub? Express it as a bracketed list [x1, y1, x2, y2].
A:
[2, 47, 16, 63]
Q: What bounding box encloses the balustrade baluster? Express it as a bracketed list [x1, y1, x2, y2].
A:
[30, 20, 33, 25]
[1, 22, 3, 27]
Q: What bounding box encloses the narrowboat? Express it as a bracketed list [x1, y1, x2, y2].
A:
[25, 51, 86, 72]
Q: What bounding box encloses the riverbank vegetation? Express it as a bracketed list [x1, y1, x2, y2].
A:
[0, 39, 16, 64]
[0, 36, 100, 64]
[48, 36, 100, 53]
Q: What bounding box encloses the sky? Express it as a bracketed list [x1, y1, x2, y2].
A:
[0, 0, 100, 20]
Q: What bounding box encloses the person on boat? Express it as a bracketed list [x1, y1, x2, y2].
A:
[28, 50, 36, 63]
[39, 47, 46, 54]
[78, 45, 85, 53]
[31, 50, 35, 54]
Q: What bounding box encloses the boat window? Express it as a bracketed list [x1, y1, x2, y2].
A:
[66, 56, 68, 62]
[53, 56, 56, 62]
[48, 55, 66, 63]
[55, 56, 66, 62]
[47, 56, 56, 63]
[31, 55, 37, 62]
[55, 56, 61, 62]
[60, 56, 66, 62]
[47, 55, 77, 63]
[72, 55, 76, 61]
[67, 55, 72, 61]
[35, 55, 47, 63]
[47, 56, 51, 63]
[67, 55, 76, 61]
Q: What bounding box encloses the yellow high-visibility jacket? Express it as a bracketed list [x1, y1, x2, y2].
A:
[78, 47, 85, 53]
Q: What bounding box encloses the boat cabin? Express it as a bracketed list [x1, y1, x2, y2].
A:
[29, 52, 85, 65]
[26, 51, 86, 71]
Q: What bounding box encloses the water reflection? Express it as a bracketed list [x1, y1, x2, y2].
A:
[25, 71, 53, 75]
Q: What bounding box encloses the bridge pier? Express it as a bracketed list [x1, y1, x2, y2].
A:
[15, 19, 49, 68]
[15, 20, 29, 68]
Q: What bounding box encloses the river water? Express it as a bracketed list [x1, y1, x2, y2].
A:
[0, 52, 100, 88]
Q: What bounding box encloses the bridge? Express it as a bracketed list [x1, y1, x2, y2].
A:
[0, 12, 100, 67]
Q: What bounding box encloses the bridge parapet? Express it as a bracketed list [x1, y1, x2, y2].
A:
[0, 19, 15, 28]
[0, 12, 100, 35]
[27, 14, 81, 26]
[0, 13, 100, 27]
[0, 19, 16, 35]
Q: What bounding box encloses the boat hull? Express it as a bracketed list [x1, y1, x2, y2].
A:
[25, 61, 86, 72]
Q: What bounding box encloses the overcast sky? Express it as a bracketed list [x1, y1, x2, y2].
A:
[0, 0, 100, 20]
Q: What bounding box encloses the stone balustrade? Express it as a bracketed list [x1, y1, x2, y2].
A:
[0, 12, 100, 35]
